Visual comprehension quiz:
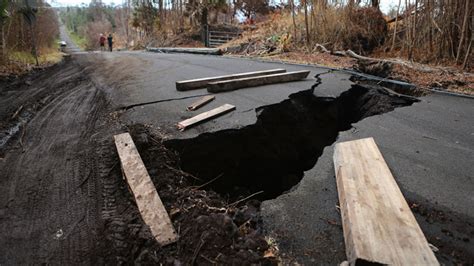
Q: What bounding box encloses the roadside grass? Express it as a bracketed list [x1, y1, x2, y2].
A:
[1, 48, 64, 76]
[67, 30, 87, 49]
[9, 48, 63, 66]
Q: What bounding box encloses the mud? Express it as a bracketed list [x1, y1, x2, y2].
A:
[102, 125, 276, 265]
[0, 57, 109, 264]
[165, 83, 418, 201]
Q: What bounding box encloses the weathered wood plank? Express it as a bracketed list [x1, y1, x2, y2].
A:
[186, 95, 215, 111]
[207, 70, 310, 93]
[177, 104, 235, 130]
[147, 47, 222, 55]
[114, 133, 178, 246]
[333, 137, 438, 265]
[175, 69, 286, 91]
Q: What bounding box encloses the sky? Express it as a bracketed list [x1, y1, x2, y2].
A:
[47, 0, 399, 14]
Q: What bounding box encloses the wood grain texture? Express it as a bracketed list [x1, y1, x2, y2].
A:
[333, 137, 438, 265]
[177, 103, 235, 130]
[114, 133, 178, 246]
[175, 69, 286, 91]
[148, 47, 222, 56]
[186, 95, 215, 111]
[207, 70, 310, 93]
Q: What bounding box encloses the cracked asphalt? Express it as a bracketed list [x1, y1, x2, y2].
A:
[69, 48, 474, 263]
[2, 25, 470, 263]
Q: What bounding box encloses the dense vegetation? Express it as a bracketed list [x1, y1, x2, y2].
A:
[1, 0, 59, 71]
[1, 0, 472, 73]
[59, 0, 128, 49]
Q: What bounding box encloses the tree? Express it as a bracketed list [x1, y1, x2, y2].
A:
[0, 0, 10, 61]
[234, 0, 269, 19]
[371, 0, 379, 9]
[18, 0, 39, 66]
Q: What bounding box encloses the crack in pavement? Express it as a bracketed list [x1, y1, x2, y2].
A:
[119, 93, 213, 110]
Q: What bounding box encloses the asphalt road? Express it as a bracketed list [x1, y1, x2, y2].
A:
[67, 49, 473, 263]
[49, 29, 474, 263]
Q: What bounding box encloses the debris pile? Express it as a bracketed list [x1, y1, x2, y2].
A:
[108, 125, 278, 264]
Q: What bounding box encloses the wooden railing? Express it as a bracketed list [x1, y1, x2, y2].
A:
[206, 29, 240, 48]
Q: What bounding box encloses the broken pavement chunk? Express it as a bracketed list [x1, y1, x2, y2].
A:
[177, 104, 235, 130]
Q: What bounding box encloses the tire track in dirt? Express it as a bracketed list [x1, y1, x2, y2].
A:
[0, 60, 109, 264]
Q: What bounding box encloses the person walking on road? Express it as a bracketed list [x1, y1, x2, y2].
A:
[107, 34, 113, 52]
[99, 33, 106, 51]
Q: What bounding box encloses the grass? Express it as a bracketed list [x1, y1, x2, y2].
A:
[8, 48, 63, 66]
[67, 30, 87, 49]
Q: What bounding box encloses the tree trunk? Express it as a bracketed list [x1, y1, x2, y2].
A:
[0, 23, 4, 62]
[456, 0, 469, 63]
[29, 23, 38, 66]
[303, 0, 310, 49]
[158, 0, 163, 30]
[290, 0, 297, 41]
[408, 0, 418, 60]
[371, 0, 379, 9]
[200, 3, 208, 46]
[462, 35, 472, 69]
[390, 0, 401, 51]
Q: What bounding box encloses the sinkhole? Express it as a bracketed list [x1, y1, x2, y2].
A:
[165, 82, 418, 201]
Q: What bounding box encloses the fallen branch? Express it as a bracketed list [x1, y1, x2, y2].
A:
[315, 43, 330, 53]
[344, 49, 442, 73]
[191, 236, 206, 265]
[314, 43, 466, 74]
[191, 173, 224, 190]
[228, 190, 264, 207]
[11, 105, 23, 119]
[163, 163, 201, 181]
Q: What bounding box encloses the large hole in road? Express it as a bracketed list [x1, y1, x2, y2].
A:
[165, 82, 418, 201]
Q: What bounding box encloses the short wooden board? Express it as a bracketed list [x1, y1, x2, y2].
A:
[207, 70, 310, 93]
[333, 137, 438, 265]
[114, 133, 178, 246]
[186, 95, 215, 111]
[177, 103, 235, 130]
[175, 69, 286, 91]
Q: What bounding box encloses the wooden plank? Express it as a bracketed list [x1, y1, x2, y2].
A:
[333, 137, 439, 265]
[147, 47, 222, 55]
[175, 69, 286, 91]
[207, 70, 310, 93]
[177, 104, 235, 130]
[114, 133, 178, 246]
[186, 95, 215, 111]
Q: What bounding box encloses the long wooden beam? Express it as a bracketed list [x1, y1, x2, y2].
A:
[114, 133, 178, 246]
[175, 69, 286, 91]
[177, 104, 235, 130]
[207, 70, 310, 93]
[333, 138, 438, 265]
[147, 47, 222, 55]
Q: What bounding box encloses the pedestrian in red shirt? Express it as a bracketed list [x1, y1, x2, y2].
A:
[99, 33, 106, 51]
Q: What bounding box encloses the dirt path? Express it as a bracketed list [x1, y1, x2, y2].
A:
[0, 58, 111, 264]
